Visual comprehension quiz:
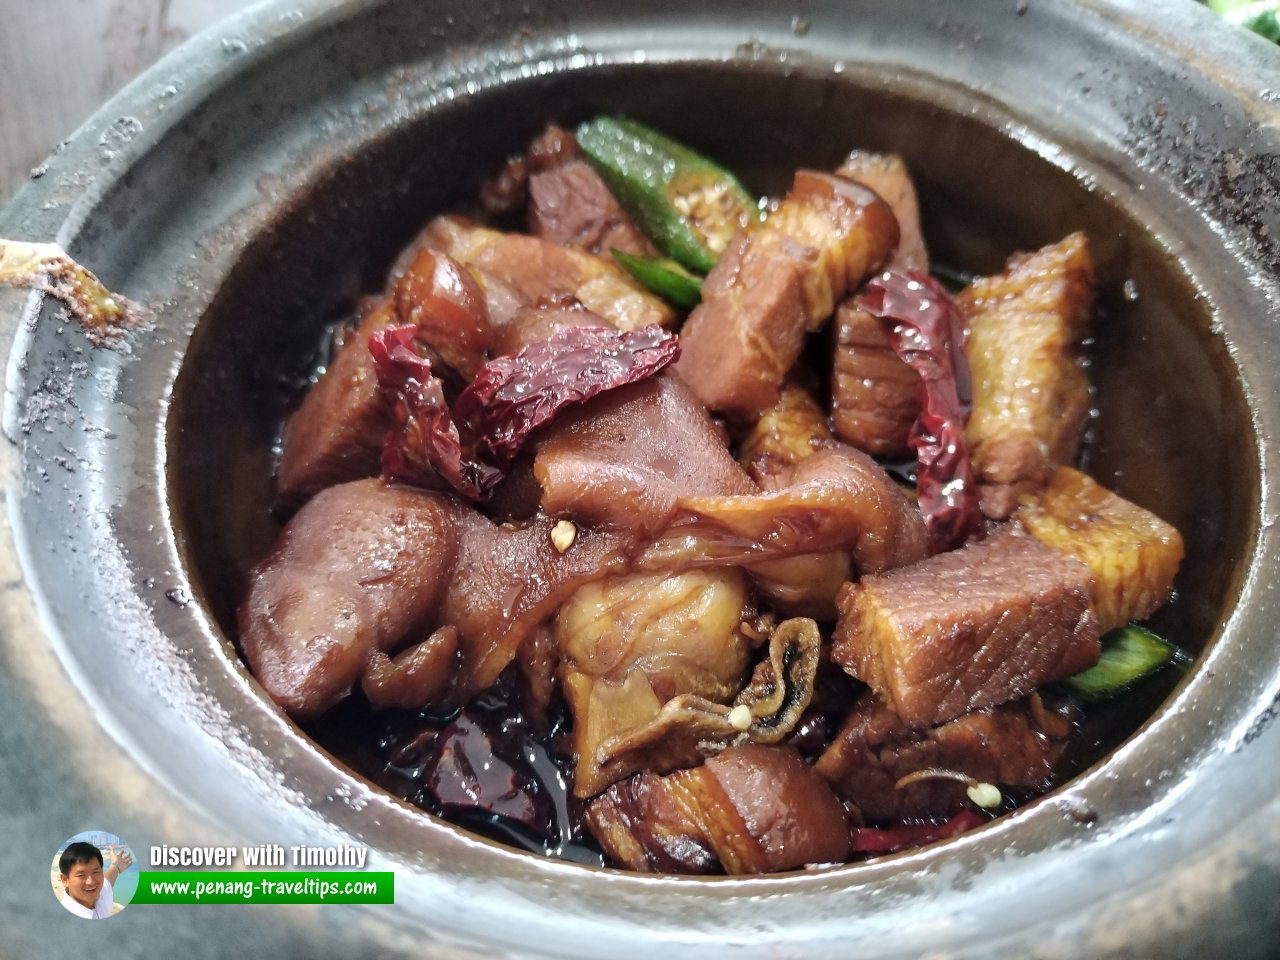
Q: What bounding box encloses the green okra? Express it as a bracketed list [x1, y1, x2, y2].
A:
[610, 250, 703, 310]
[1063, 624, 1184, 702]
[576, 116, 760, 274]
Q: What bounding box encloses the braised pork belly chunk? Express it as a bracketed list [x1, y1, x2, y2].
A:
[959, 232, 1095, 519]
[739, 380, 833, 485]
[827, 150, 930, 458]
[1017, 466, 1185, 633]
[836, 150, 930, 273]
[830, 302, 921, 458]
[238, 116, 1188, 874]
[815, 692, 1072, 821]
[676, 171, 899, 422]
[831, 529, 1100, 728]
[586, 743, 850, 874]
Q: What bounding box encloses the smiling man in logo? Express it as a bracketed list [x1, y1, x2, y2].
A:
[58, 841, 133, 919]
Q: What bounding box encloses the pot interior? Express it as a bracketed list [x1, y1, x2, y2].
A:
[168, 59, 1253, 864]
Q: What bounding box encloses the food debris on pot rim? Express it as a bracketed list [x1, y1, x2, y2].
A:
[0, 238, 144, 344]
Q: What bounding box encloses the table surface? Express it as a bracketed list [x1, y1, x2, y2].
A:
[0, 0, 250, 205]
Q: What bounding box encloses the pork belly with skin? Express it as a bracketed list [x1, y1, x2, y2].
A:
[1017, 466, 1185, 633]
[831, 529, 1100, 729]
[815, 691, 1072, 821]
[393, 246, 495, 380]
[830, 302, 921, 459]
[836, 150, 929, 273]
[586, 743, 850, 874]
[739, 380, 833, 486]
[676, 171, 899, 422]
[959, 232, 1095, 519]
[826, 152, 929, 457]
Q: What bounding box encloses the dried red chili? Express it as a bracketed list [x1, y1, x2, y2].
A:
[427, 710, 557, 836]
[859, 270, 982, 551]
[453, 322, 680, 465]
[369, 325, 503, 500]
[371, 322, 680, 500]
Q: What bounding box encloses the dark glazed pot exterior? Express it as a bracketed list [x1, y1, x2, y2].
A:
[2, 1, 1279, 957]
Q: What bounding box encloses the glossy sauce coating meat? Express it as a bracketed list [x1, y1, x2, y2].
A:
[738, 380, 833, 485]
[557, 568, 753, 797]
[534, 374, 756, 536]
[736, 383, 853, 618]
[638, 444, 930, 581]
[534, 374, 783, 794]
[275, 298, 398, 508]
[251, 379, 932, 723]
[239, 479, 464, 719]
[241, 476, 641, 717]
[276, 249, 494, 507]
[836, 150, 929, 273]
[424, 215, 675, 332]
[826, 150, 929, 458]
[830, 302, 921, 458]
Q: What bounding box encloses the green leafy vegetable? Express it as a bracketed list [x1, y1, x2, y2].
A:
[576, 116, 759, 273]
[1063, 624, 1183, 702]
[610, 250, 703, 309]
